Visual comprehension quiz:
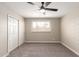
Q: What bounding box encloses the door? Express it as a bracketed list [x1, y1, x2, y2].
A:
[8, 16, 19, 52]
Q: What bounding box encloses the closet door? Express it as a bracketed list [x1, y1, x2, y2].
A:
[8, 16, 19, 52]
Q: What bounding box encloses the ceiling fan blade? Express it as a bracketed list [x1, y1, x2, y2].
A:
[45, 8, 58, 11]
[45, 2, 51, 7]
[27, 2, 34, 5]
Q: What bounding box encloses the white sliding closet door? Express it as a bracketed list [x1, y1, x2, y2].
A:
[8, 16, 19, 52]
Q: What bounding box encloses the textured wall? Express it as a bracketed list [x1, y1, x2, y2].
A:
[19, 18, 25, 46]
[61, 9, 79, 55]
[24, 18, 61, 42]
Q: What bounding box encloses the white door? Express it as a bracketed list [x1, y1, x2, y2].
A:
[8, 16, 19, 52]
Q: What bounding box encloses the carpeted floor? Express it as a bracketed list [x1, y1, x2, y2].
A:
[7, 43, 78, 57]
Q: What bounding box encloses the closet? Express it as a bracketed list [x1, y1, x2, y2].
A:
[8, 16, 19, 52]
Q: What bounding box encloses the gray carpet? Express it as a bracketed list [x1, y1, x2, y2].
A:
[7, 43, 78, 57]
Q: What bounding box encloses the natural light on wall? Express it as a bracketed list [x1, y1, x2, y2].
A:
[31, 21, 51, 32]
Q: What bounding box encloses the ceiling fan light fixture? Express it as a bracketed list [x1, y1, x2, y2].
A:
[40, 9, 46, 15]
[27, 2, 58, 15]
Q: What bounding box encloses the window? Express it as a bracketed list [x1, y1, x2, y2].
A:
[31, 21, 51, 32]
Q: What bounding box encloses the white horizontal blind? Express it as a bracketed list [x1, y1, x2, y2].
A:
[31, 21, 51, 32]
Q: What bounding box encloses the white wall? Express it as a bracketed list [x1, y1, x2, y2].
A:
[24, 18, 61, 43]
[61, 8, 79, 55]
[19, 18, 25, 46]
[0, 3, 25, 56]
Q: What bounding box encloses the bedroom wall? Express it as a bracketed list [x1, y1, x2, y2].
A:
[0, 3, 25, 56]
[61, 8, 79, 55]
[24, 18, 61, 43]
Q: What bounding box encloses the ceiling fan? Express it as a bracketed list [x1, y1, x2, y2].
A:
[27, 2, 58, 14]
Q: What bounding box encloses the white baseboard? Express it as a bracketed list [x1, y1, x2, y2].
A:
[3, 53, 9, 57]
[25, 41, 61, 43]
[19, 42, 24, 46]
[61, 42, 79, 56]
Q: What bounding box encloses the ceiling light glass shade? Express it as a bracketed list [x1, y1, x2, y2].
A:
[40, 9, 46, 15]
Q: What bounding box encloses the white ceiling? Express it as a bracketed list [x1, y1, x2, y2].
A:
[4, 2, 79, 18]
